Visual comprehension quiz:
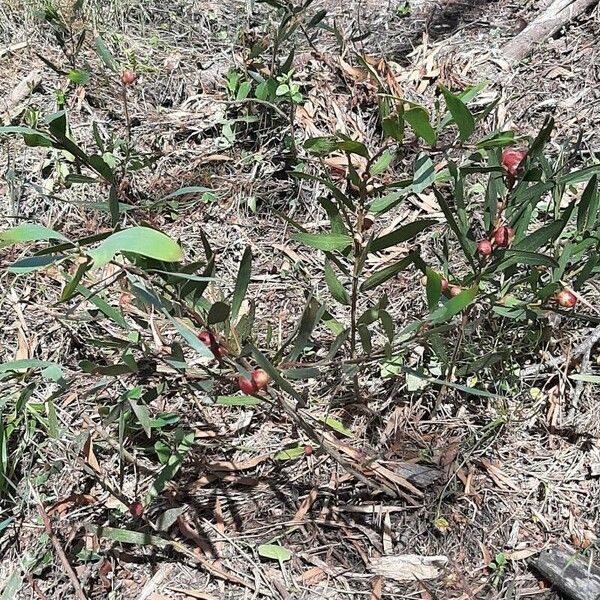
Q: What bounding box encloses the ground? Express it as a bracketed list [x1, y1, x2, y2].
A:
[0, 0, 599, 599]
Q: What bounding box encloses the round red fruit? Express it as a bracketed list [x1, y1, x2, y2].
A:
[251, 368, 270, 391]
[198, 331, 213, 347]
[556, 289, 577, 308]
[501, 148, 527, 177]
[129, 501, 144, 518]
[121, 69, 137, 85]
[304, 445, 314, 456]
[494, 226, 513, 248]
[477, 239, 493, 256]
[441, 277, 449, 292]
[238, 375, 257, 394]
[449, 286, 462, 297]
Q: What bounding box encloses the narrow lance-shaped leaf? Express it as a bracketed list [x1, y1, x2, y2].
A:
[371, 219, 436, 253]
[429, 286, 478, 323]
[361, 254, 414, 291]
[324, 260, 351, 305]
[231, 247, 252, 321]
[439, 85, 475, 142]
[291, 232, 352, 252]
[425, 267, 442, 311]
[577, 174, 598, 232]
[0, 223, 69, 248]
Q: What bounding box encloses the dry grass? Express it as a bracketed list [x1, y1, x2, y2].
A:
[0, 0, 599, 599]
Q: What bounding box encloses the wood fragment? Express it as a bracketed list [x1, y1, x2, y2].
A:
[501, 0, 599, 63]
[1, 70, 42, 124]
[532, 547, 600, 600]
[38, 504, 88, 600]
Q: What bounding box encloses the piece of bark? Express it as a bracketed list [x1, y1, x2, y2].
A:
[1, 69, 42, 124]
[532, 548, 600, 600]
[502, 0, 599, 63]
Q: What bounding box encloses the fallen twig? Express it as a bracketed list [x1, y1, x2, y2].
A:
[38, 503, 88, 600]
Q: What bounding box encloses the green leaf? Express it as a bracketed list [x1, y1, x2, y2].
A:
[569, 373, 600, 384]
[404, 106, 436, 146]
[216, 395, 263, 406]
[303, 136, 338, 155]
[68, 68, 90, 85]
[158, 186, 213, 201]
[94, 36, 117, 72]
[426, 268, 442, 310]
[291, 232, 352, 252]
[324, 260, 351, 305]
[514, 221, 565, 252]
[282, 367, 321, 379]
[0, 571, 22, 600]
[370, 149, 395, 176]
[411, 153, 436, 193]
[558, 164, 600, 186]
[370, 190, 406, 215]
[288, 297, 323, 361]
[129, 399, 151, 438]
[109, 185, 119, 227]
[207, 301, 230, 325]
[8, 254, 65, 273]
[76, 284, 128, 328]
[0, 223, 68, 248]
[273, 446, 305, 461]
[439, 85, 475, 142]
[257, 544, 292, 562]
[336, 138, 369, 159]
[0, 359, 58, 374]
[320, 416, 353, 437]
[166, 315, 214, 359]
[361, 254, 414, 291]
[87, 227, 183, 268]
[495, 249, 559, 270]
[429, 286, 478, 322]
[371, 219, 436, 253]
[0, 126, 54, 147]
[577, 175, 598, 231]
[146, 431, 194, 503]
[231, 247, 252, 321]
[60, 260, 90, 302]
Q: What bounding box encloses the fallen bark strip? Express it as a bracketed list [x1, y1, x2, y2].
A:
[532, 547, 600, 600]
[502, 0, 599, 63]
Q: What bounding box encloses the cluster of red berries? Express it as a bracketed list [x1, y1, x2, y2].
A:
[238, 369, 270, 394]
[477, 225, 515, 258]
[197, 330, 270, 393]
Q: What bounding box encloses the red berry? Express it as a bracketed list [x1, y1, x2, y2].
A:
[494, 226, 513, 248]
[501, 148, 527, 177]
[121, 69, 137, 85]
[441, 277, 449, 291]
[449, 286, 462, 297]
[198, 331, 213, 347]
[304, 445, 314, 456]
[477, 239, 493, 257]
[251, 368, 270, 391]
[129, 501, 144, 518]
[556, 289, 577, 308]
[238, 375, 257, 394]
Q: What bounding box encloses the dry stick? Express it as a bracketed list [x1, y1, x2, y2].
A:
[38, 503, 88, 600]
[433, 310, 469, 414]
[501, 0, 598, 63]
